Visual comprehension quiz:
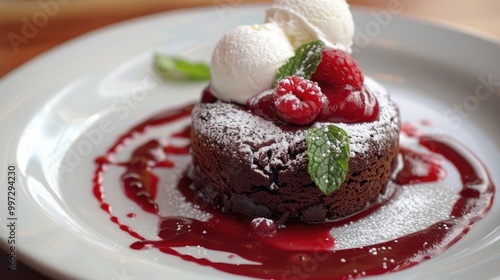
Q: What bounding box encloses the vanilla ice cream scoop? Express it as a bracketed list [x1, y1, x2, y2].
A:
[265, 0, 355, 53]
[210, 23, 295, 104]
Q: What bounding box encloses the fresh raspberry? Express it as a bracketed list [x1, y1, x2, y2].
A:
[317, 84, 379, 123]
[273, 76, 325, 125]
[311, 49, 364, 90]
[250, 217, 277, 237]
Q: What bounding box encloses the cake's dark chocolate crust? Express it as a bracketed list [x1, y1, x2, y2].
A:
[189, 77, 400, 223]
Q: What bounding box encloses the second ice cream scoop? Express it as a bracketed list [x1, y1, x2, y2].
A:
[265, 0, 355, 52]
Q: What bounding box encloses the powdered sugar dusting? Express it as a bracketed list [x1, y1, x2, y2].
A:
[331, 184, 459, 249]
[275, 93, 299, 107]
[252, 217, 275, 227]
[192, 77, 399, 189]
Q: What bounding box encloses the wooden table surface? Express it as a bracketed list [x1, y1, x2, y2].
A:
[0, 0, 498, 279]
[1, 0, 499, 79]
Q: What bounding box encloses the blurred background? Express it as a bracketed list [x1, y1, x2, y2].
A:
[0, 0, 499, 78]
[0, 0, 498, 279]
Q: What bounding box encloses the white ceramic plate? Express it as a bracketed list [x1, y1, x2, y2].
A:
[0, 4, 499, 280]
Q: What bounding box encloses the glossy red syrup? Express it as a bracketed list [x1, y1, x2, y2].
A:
[394, 147, 447, 185]
[401, 122, 422, 138]
[317, 84, 379, 123]
[93, 105, 494, 279]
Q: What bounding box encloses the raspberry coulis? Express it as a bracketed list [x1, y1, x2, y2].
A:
[317, 84, 379, 123]
[92, 104, 494, 279]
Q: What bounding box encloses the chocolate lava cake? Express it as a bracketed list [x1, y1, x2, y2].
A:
[189, 77, 400, 223]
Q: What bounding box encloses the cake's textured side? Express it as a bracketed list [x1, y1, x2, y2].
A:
[190, 77, 400, 223]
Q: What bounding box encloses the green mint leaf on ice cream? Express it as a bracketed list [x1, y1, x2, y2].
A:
[306, 125, 350, 195]
[154, 53, 211, 81]
[273, 40, 324, 87]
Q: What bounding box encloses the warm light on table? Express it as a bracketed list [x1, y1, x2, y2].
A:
[1, 0, 499, 78]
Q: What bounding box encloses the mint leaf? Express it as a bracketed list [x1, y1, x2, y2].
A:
[306, 125, 350, 195]
[273, 40, 324, 87]
[154, 53, 211, 81]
